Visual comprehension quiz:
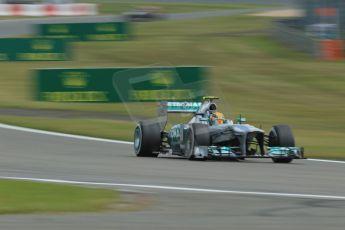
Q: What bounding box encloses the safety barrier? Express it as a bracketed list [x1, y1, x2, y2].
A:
[319, 40, 344, 60]
[0, 4, 97, 16]
[272, 19, 316, 56]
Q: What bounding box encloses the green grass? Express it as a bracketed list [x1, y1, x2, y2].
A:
[0, 14, 344, 158]
[85, 0, 272, 14]
[96, 2, 270, 14]
[0, 180, 119, 214]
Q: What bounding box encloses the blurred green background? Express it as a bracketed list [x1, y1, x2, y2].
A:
[0, 1, 344, 159]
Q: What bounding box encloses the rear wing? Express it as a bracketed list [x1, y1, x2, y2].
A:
[160, 102, 202, 113]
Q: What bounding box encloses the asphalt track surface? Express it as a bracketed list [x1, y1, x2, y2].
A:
[0, 7, 282, 37]
[0, 124, 345, 230]
[0, 108, 137, 121]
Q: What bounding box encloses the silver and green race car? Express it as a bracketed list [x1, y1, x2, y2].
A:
[133, 96, 304, 163]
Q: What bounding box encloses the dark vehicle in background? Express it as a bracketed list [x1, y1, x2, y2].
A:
[123, 6, 165, 22]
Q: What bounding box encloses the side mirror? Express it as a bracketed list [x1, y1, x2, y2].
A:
[236, 115, 247, 124]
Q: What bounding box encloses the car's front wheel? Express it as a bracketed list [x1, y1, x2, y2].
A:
[269, 125, 295, 163]
[272, 158, 293, 163]
[186, 124, 209, 161]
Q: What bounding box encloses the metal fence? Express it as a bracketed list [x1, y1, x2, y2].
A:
[272, 1, 345, 59]
[301, 0, 345, 38]
[272, 19, 316, 56]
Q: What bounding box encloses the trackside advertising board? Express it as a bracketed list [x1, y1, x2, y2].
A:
[0, 38, 70, 61]
[35, 66, 207, 102]
[36, 22, 131, 41]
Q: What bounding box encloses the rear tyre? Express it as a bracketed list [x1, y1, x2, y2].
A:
[269, 125, 295, 163]
[134, 121, 161, 157]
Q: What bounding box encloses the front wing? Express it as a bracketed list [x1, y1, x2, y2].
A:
[193, 146, 304, 160]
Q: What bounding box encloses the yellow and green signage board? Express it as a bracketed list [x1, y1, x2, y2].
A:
[0, 38, 70, 61]
[35, 66, 207, 102]
[36, 22, 131, 41]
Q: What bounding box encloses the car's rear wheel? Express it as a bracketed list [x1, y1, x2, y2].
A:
[134, 121, 161, 157]
[269, 125, 295, 163]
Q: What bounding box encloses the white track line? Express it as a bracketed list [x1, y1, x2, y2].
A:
[1, 123, 345, 164]
[1, 176, 345, 200]
[307, 159, 345, 164]
[0, 123, 132, 145]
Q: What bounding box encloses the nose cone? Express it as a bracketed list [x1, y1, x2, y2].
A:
[232, 124, 264, 135]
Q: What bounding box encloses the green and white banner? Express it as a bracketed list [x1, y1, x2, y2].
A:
[0, 38, 70, 61]
[35, 66, 208, 102]
[36, 22, 131, 41]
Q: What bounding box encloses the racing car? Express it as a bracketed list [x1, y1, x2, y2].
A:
[133, 96, 304, 163]
[122, 6, 165, 22]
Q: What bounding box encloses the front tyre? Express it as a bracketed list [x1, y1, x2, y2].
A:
[269, 125, 295, 163]
[272, 158, 293, 163]
[186, 124, 209, 161]
[134, 121, 161, 157]
[184, 127, 195, 160]
[192, 123, 210, 146]
[268, 125, 295, 147]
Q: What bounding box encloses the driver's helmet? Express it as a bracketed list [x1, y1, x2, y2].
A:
[210, 111, 225, 125]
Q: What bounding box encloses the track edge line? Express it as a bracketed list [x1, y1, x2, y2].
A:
[0, 123, 132, 145]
